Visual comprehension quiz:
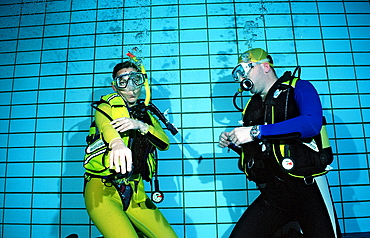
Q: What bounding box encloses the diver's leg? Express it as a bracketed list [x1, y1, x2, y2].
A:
[297, 176, 341, 238]
[229, 193, 291, 238]
[84, 178, 138, 238]
[126, 197, 178, 238]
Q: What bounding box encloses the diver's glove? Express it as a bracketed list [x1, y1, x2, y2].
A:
[111, 117, 149, 134]
[109, 138, 133, 175]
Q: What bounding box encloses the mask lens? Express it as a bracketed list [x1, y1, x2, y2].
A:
[232, 63, 254, 81]
[232, 64, 245, 81]
[115, 74, 130, 88]
[129, 72, 144, 86]
[114, 72, 145, 90]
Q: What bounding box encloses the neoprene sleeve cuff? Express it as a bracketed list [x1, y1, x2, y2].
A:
[109, 137, 122, 148]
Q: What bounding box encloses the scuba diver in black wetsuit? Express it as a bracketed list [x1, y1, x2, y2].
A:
[219, 48, 342, 238]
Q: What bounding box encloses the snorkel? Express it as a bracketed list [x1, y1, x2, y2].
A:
[125, 52, 178, 204]
[126, 52, 178, 136]
[126, 52, 150, 106]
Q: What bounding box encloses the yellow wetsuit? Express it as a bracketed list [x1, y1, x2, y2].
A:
[84, 93, 177, 238]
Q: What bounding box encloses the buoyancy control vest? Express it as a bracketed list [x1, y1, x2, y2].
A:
[239, 71, 333, 183]
[84, 93, 157, 181]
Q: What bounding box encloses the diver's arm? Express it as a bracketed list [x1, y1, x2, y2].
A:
[146, 113, 170, 151]
[95, 103, 122, 144]
[259, 80, 323, 139]
[95, 103, 132, 174]
[109, 111, 169, 151]
[111, 117, 149, 135]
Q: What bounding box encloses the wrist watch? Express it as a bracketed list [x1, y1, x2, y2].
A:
[250, 125, 260, 140]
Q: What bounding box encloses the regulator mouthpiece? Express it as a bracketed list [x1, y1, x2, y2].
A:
[240, 78, 254, 91]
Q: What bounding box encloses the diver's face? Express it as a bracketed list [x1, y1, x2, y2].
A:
[112, 67, 142, 106]
[249, 63, 274, 96]
[248, 63, 264, 95]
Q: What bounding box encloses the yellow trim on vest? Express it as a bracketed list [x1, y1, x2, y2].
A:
[242, 97, 252, 115]
[320, 124, 331, 149]
[241, 77, 329, 179]
[287, 170, 328, 179]
[282, 77, 299, 87]
[280, 144, 285, 157]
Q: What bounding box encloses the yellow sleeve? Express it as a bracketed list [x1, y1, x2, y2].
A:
[147, 113, 170, 151]
[95, 102, 169, 150]
[95, 103, 121, 146]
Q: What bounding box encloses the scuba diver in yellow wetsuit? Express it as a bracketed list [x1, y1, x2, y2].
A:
[84, 59, 178, 238]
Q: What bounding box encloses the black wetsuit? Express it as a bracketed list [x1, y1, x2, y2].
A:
[230, 76, 342, 238]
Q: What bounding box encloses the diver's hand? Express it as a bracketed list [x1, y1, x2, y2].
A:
[218, 131, 231, 148]
[228, 126, 253, 146]
[109, 138, 133, 174]
[111, 117, 149, 134]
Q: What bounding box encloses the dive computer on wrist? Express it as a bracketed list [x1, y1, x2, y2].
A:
[250, 125, 260, 140]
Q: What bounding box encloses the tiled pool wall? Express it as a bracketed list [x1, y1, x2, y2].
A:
[0, 0, 369, 237]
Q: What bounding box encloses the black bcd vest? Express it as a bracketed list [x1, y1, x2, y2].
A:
[239, 71, 333, 183]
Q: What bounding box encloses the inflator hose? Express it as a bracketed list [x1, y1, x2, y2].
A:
[233, 89, 244, 112]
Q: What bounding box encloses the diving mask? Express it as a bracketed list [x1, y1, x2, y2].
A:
[114, 72, 145, 91]
[231, 62, 258, 91]
[232, 56, 271, 82]
[231, 62, 255, 82]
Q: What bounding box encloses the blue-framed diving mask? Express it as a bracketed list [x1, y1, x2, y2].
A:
[114, 72, 145, 91]
[231, 62, 256, 91]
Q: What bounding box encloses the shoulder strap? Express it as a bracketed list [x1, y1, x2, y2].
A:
[242, 97, 252, 115]
[101, 93, 121, 104]
[91, 101, 113, 122]
[96, 93, 131, 120]
[263, 71, 291, 124]
[90, 93, 119, 122]
[264, 66, 301, 115]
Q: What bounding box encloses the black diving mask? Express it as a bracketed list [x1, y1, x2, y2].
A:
[114, 72, 145, 91]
